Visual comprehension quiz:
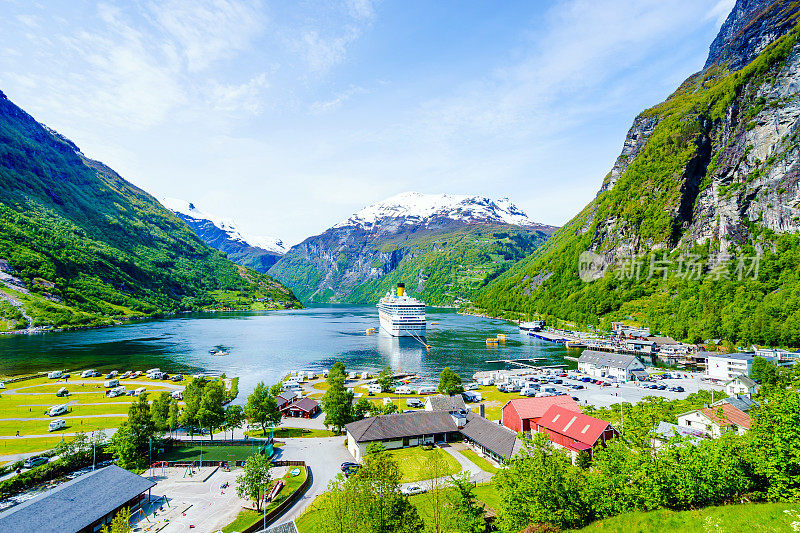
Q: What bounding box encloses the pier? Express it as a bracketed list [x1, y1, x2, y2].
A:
[485, 358, 566, 369]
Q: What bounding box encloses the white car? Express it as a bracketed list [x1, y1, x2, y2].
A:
[400, 484, 426, 495]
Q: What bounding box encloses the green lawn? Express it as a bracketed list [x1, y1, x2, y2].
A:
[568, 503, 799, 532]
[473, 483, 501, 512]
[157, 444, 266, 463]
[385, 446, 462, 483]
[459, 449, 499, 474]
[0, 437, 70, 456]
[221, 468, 308, 532]
[246, 427, 335, 439]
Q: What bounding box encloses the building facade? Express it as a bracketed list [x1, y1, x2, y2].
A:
[577, 350, 645, 381]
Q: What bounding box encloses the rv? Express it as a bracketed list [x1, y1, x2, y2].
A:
[406, 398, 423, 408]
[80, 369, 96, 379]
[104, 379, 119, 388]
[417, 386, 436, 395]
[394, 386, 412, 395]
[462, 391, 482, 402]
[361, 372, 371, 380]
[368, 383, 383, 394]
[47, 371, 63, 379]
[48, 419, 66, 432]
[47, 405, 68, 417]
[106, 386, 126, 398]
[171, 390, 183, 400]
[146, 368, 161, 375]
[56, 387, 69, 397]
[133, 387, 147, 397]
[477, 377, 494, 387]
[463, 382, 480, 391]
[105, 370, 118, 379]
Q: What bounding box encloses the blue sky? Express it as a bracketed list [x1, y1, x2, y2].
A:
[0, 0, 733, 245]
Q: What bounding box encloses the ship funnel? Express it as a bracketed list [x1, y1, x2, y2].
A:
[397, 283, 405, 297]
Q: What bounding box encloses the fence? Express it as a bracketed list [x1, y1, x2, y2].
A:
[242, 464, 313, 533]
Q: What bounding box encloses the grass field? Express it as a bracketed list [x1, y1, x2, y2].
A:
[221, 468, 308, 533]
[568, 503, 799, 532]
[0, 437, 72, 455]
[459, 449, 500, 474]
[246, 427, 335, 439]
[157, 444, 266, 463]
[385, 446, 462, 483]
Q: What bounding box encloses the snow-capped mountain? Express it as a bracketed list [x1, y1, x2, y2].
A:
[269, 191, 557, 304]
[163, 198, 286, 273]
[335, 192, 535, 230]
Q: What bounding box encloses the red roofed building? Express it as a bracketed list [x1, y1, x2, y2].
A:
[676, 403, 751, 437]
[536, 405, 619, 460]
[281, 397, 320, 419]
[502, 396, 581, 433]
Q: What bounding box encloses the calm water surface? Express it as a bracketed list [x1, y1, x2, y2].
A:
[0, 306, 571, 400]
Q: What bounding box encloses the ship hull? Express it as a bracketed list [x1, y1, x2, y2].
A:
[378, 310, 426, 337]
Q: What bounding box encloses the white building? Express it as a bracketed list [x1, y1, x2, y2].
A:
[577, 350, 645, 381]
[677, 403, 751, 437]
[725, 375, 759, 397]
[705, 353, 753, 382]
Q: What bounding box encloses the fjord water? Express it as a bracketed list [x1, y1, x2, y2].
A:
[0, 306, 569, 398]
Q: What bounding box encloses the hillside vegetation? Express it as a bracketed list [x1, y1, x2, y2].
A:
[0, 91, 300, 329]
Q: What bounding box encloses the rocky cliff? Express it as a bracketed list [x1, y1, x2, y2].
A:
[476, 0, 800, 346]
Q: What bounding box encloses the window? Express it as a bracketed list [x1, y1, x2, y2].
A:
[581, 424, 591, 434]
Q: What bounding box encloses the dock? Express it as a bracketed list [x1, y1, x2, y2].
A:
[486, 358, 564, 369]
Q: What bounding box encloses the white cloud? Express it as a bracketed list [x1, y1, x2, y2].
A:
[208, 73, 270, 113]
[706, 0, 735, 27]
[309, 85, 367, 114]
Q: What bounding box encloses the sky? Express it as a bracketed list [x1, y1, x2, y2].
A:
[0, 0, 734, 246]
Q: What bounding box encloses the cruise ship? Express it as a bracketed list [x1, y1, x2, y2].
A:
[377, 283, 426, 337]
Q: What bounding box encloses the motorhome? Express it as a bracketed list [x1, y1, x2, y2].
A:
[361, 372, 371, 380]
[80, 369, 96, 378]
[134, 387, 147, 396]
[477, 377, 494, 386]
[394, 385, 412, 394]
[417, 386, 436, 395]
[146, 368, 161, 375]
[56, 387, 69, 397]
[171, 390, 183, 400]
[368, 383, 383, 394]
[104, 379, 119, 388]
[462, 391, 482, 402]
[106, 386, 126, 398]
[106, 370, 118, 379]
[47, 405, 68, 417]
[48, 419, 66, 432]
[47, 371, 62, 379]
[463, 382, 480, 391]
[406, 398, 423, 408]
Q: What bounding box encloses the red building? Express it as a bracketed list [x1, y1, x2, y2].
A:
[536, 405, 619, 459]
[281, 397, 320, 419]
[501, 396, 581, 433]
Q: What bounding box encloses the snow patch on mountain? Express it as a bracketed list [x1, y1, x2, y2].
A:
[334, 191, 536, 229]
[162, 198, 286, 254]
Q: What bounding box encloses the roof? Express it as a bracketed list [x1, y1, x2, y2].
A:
[699, 403, 752, 430]
[425, 394, 466, 412]
[502, 396, 580, 421]
[646, 336, 679, 345]
[460, 411, 521, 459]
[707, 352, 754, 361]
[630, 369, 649, 380]
[537, 405, 617, 447]
[653, 422, 708, 444]
[713, 395, 760, 412]
[345, 411, 457, 442]
[286, 397, 319, 412]
[0, 465, 155, 533]
[726, 375, 758, 388]
[577, 350, 643, 370]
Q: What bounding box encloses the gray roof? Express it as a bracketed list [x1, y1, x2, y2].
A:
[652, 422, 708, 445]
[0, 465, 155, 533]
[578, 350, 643, 370]
[630, 369, 649, 379]
[713, 395, 760, 412]
[726, 375, 758, 388]
[425, 394, 466, 412]
[346, 411, 457, 442]
[708, 352, 754, 361]
[460, 411, 521, 460]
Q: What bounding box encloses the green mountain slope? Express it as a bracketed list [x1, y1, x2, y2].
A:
[0, 91, 300, 330]
[475, 8, 800, 347]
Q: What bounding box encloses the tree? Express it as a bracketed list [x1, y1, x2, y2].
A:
[180, 377, 208, 435]
[108, 424, 139, 470]
[150, 392, 171, 431]
[750, 385, 800, 501]
[322, 364, 354, 433]
[101, 507, 131, 533]
[127, 394, 156, 459]
[197, 380, 226, 440]
[269, 383, 283, 397]
[377, 366, 394, 393]
[245, 382, 282, 435]
[437, 367, 463, 396]
[168, 398, 180, 437]
[236, 453, 272, 511]
[425, 448, 449, 533]
[224, 404, 245, 441]
[359, 443, 424, 533]
[449, 473, 486, 533]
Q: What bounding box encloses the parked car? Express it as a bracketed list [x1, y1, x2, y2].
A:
[657, 385, 667, 390]
[106, 371, 118, 379]
[341, 462, 359, 471]
[401, 484, 426, 495]
[24, 456, 49, 468]
[406, 398, 423, 408]
[671, 386, 685, 392]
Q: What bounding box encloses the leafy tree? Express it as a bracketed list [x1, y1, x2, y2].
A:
[495, 434, 588, 531]
[180, 377, 207, 434]
[150, 392, 171, 431]
[127, 394, 156, 457]
[168, 398, 180, 437]
[437, 367, 463, 396]
[269, 383, 283, 397]
[101, 506, 131, 533]
[751, 384, 800, 501]
[108, 424, 139, 470]
[245, 382, 282, 435]
[236, 453, 272, 512]
[322, 363, 354, 433]
[377, 366, 394, 393]
[224, 404, 245, 441]
[197, 380, 226, 440]
[449, 473, 486, 533]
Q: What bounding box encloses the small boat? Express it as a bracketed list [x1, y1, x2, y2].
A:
[486, 338, 500, 345]
[565, 340, 586, 349]
[430, 322, 439, 325]
[210, 350, 230, 356]
[366, 328, 376, 335]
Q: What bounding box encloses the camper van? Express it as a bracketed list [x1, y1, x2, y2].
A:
[406, 398, 423, 408]
[106, 386, 126, 398]
[462, 391, 482, 402]
[47, 405, 68, 417]
[105, 370, 118, 379]
[417, 386, 436, 395]
[48, 419, 66, 432]
[47, 371, 63, 379]
[104, 379, 119, 388]
[360, 372, 371, 380]
[146, 368, 161, 375]
[80, 369, 96, 379]
[56, 387, 69, 398]
[477, 377, 494, 387]
[368, 383, 383, 395]
[171, 390, 183, 400]
[394, 386, 412, 395]
[134, 387, 147, 397]
[463, 382, 480, 391]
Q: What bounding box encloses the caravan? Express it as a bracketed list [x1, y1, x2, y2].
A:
[394, 385, 412, 395]
[367, 383, 383, 395]
[104, 379, 119, 388]
[47, 405, 68, 417]
[80, 369, 96, 379]
[417, 386, 436, 395]
[48, 419, 66, 432]
[47, 371, 63, 379]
